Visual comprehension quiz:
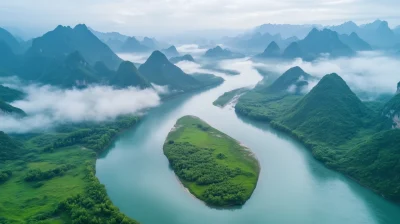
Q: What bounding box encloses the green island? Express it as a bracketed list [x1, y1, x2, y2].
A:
[236, 67, 400, 201]
[213, 88, 249, 108]
[163, 116, 260, 207]
[0, 116, 140, 224]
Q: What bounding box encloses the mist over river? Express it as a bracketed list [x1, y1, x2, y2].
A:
[96, 58, 400, 224]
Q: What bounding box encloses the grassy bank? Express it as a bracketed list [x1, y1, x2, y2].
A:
[163, 116, 259, 207]
[0, 116, 140, 224]
[213, 88, 249, 108]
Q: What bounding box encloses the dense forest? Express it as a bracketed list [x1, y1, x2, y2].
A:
[235, 68, 400, 201]
[0, 116, 140, 223]
[163, 116, 259, 207]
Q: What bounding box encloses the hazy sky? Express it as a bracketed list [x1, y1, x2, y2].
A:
[1, 0, 399, 37]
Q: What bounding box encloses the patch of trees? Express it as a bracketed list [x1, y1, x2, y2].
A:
[0, 170, 12, 183]
[0, 131, 21, 162]
[55, 162, 138, 224]
[24, 164, 74, 182]
[164, 142, 249, 206]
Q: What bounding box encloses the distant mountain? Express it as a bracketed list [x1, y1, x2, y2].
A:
[0, 42, 20, 71]
[394, 26, 400, 36]
[264, 66, 312, 94]
[329, 21, 359, 35]
[169, 54, 195, 64]
[119, 37, 149, 53]
[253, 23, 320, 39]
[141, 37, 159, 49]
[281, 73, 370, 145]
[111, 61, 150, 89]
[223, 32, 298, 53]
[104, 39, 125, 52]
[382, 82, 400, 129]
[282, 42, 304, 59]
[94, 61, 114, 78]
[89, 28, 129, 42]
[162, 46, 180, 57]
[27, 24, 122, 69]
[138, 51, 223, 92]
[255, 41, 281, 58]
[0, 85, 24, 102]
[297, 28, 354, 59]
[0, 27, 21, 53]
[339, 32, 372, 51]
[204, 46, 244, 59]
[0, 100, 26, 117]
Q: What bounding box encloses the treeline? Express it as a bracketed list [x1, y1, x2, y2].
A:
[24, 164, 74, 182]
[45, 116, 139, 153]
[0, 170, 12, 183]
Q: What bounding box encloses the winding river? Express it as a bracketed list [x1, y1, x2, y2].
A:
[96, 59, 400, 224]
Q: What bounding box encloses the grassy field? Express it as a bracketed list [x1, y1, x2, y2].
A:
[0, 116, 140, 224]
[213, 88, 249, 108]
[163, 116, 259, 207]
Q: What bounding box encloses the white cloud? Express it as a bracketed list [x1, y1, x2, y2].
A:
[257, 51, 400, 95]
[0, 84, 160, 133]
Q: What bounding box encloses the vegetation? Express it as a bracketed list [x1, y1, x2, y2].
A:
[213, 88, 249, 107]
[163, 116, 259, 207]
[0, 85, 25, 102]
[139, 51, 224, 92]
[236, 71, 400, 201]
[0, 116, 140, 223]
[0, 100, 26, 116]
[110, 61, 150, 89]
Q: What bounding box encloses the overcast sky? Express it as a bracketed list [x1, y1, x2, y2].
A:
[1, 0, 399, 37]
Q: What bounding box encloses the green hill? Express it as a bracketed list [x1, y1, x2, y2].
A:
[382, 91, 400, 129]
[264, 66, 312, 94]
[139, 51, 222, 92]
[26, 24, 122, 69]
[0, 85, 24, 102]
[111, 61, 151, 89]
[0, 100, 26, 117]
[281, 73, 371, 145]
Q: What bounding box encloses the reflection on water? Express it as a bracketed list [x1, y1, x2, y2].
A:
[97, 58, 400, 224]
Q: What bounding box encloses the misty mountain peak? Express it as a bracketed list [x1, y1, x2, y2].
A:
[147, 50, 170, 64]
[74, 24, 89, 31]
[397, 82, 400, 94]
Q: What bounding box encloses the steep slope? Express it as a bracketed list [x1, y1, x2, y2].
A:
[339, 32, 372, 51]
[282, 42, 304, 59]
[256, 41, 281, 58]
[139, 51, 222, 92]
[138, 51, 201, 91]
[0, 41, 20, 71]
[111, 61, 150, 89]
[382, 85, 400, 129]
[0, 85, 25, 102]
[162, 46, 179, 57]
[27, 24, 122, 69]
[37, 51, 99, 87]
[329, 21, 359, 35]
[357, 20, 399, 48]
[281, 73, 371, 145]
[204, 46, 244, 59]
[119, 37, 149, 53]
[169, 54, 195, 64]
[0, 100, 26, 117]
[0, 27, 20, 53]
[141, 37, 159, 49]
[264, 66, 312, 94]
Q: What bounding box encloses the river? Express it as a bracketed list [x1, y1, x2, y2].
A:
[96, 58, 400, 224]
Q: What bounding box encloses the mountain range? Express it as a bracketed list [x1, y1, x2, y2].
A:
[204, 46, 244, 59]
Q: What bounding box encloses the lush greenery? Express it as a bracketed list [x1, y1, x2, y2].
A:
[236, 70, 400, 201]
[0, 116, 140, 223]
[110, 61, 150, 89]
[163, 116, 259, 207]
[213, 88, 249, 107]
[138, 51, 224, 92]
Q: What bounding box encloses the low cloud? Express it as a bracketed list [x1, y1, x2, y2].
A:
[176, 44, 208, 56]
[257, 52, 400, 95]
[0, 84, 160, 133]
